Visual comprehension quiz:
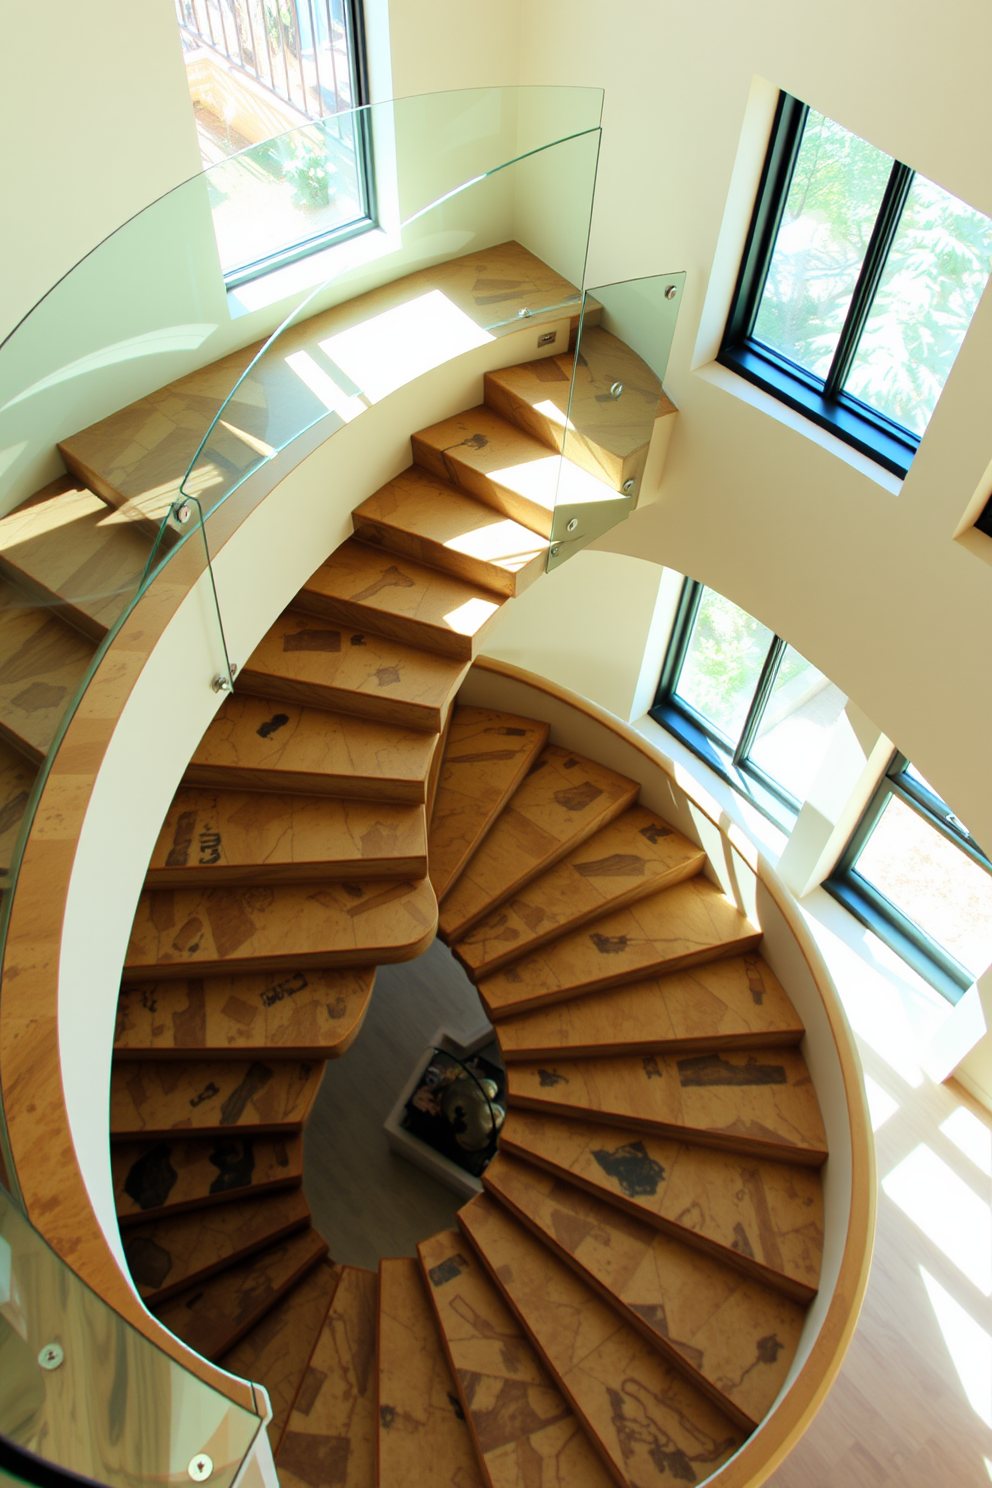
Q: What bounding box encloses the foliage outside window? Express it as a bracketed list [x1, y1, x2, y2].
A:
[721, 92, 992, 476]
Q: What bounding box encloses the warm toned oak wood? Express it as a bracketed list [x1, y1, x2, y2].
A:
[352, 466, 548, 599]
[146, 787, 426, 887]
[459, 1195, 745, 1486]
[109, 1058, 325, 1137]
[417, 1228, 613, 1488]
[186, 692, 435, 804]
[454, 805, 706, 978]
[276, 1265, 379, 1488]
[429, 706, 549, 901]
[295, 536, 506, 661]
[438, 745, 639, 940]
[478, 876, 762, 1018]
[377, 1256, 485, 1488]
[123, 877, 437, 979]
[155, 1226, 329, 1361]
[114, 968, 374, 1060]
[426, 703, 453, 828]
[482, 1153, 807, 1431]
[494, 954, 805, 1062]
[0, 736, 36, 882]
[0, 582, 96, 762]
[113, 1134, 303, 1223]
[239, 608, 468, 733]
[122, 1188, 312, 1305]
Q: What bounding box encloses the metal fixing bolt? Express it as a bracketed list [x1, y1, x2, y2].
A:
[549, 544, 561, 558]
[517, 307, 532, 318]
[38, 1344, 64, 1371]
[566, 518, 579, 532]
[212, 674, 234, 694]
[187, 1455, 214, 1483]
[609, 382, 624, 399]
[173, 502, 192, 525]
[622, 479, 635, 493]
[665, 284, 678, 300]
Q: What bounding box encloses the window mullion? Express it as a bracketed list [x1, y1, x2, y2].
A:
[733, 637, 786, 767]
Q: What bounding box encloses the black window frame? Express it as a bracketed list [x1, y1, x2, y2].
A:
[825, 754, 992, 1003]
[719, 91, 922, 479]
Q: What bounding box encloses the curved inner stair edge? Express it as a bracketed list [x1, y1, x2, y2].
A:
[0, 264, 873, 1488]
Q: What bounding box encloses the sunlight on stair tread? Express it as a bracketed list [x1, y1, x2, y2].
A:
[532, 397, 573, 430]
[284, 350, 367, 422]
[920, 1267, 992, 1428]
[883, 1144, 992, 1293]
[318, 290, 492, 403]
[942, 1106, 992, 1175]
[442, 596, 500, 631]
[444, 518, 544, 564]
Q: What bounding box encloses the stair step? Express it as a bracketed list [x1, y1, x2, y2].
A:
[276, 1265, 378, 1488]
[437, 745, 639, 941]
[505, 1048, 828, 1166]
[428, 706, 549, 902]
[453, 805, 705, 978]
[113, 1134, 303, 1224]
[239, 608, 468, 734]
[426, 706, 453, 827]
[220, 1258, 342, 1451]
[417, 1228, 613, 1488]
[123, 877, 436, 980]
[145, 788, 426, 888]
[458, 1195, 745, 1483]
[185, 693, 436, 804]
[114, 968, 374, 1060]
[122, 1188, 312, 1307]
[477, 877, 761, 1019]
[0, 479, 153, 639]
[378, 1256, 484, 1488]
[482, 1153, 806, 1430]
[494, 954, 805, 1061]
[294, 536, 506, 662]
[352, 466, 548, 599]
[484, 326, 673, 489]
[0, 583, 96, 762]
[110, 1058, 325, 1139]
[154, 1226, 329, 1361]
[0, 737, 37, 881]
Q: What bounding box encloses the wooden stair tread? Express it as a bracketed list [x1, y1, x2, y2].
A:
[429, 706, 549, 902]
[113, 1134, 303, 1224]
[499, 1110, 823, 1298]
[123, 877, 437, 979]
[494, 954, 805, 1061]
[220, 1258, 342, 1450]
[0, 583, 96, 762]
[155, 1226, 329, 1361]
[0, 737, 37, 880]
[114, 968, 374, 1060]
[186, 693, 435, 803]
[122, 1188, 312, 1306]
[146, 788, 426, 887]
[276, 1265, 378, 1488]
[454, 805, 706, 978]
[353, 466, 548, 600]
[294, 536, 506, 661]
[505, 1048, 828, 1165]
[477, 876, 761, 1018]
[437, 745, 639, 941]
[458, 1195, 745, 1484]
[426, 706, 453, 828]
[109, 1058, 325, 1138]
[482, 1153, 806, 1429]
[239, 608, 468, 733]
[378, 1256, 485, 1488]
[417, 1228, 613, 1488]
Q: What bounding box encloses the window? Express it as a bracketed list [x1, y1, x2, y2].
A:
[826, 756, 992, 1002]
[651, 580, 846, 827]
[720, 93, 992, 476]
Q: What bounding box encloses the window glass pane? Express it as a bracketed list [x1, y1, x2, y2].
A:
[844, 174, 992, 435]
[674, 589, 773, 744]
[854, 794, 992, 977]
[746, 646, 847, 803]
[753, 111, 893, 378]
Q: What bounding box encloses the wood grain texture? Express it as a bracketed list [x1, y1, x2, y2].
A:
[459, 1195, 745, 1486]
[185, 693, 435, 803]
[494, 954, 805, 1062]
[377, 1256, 485, 1488]
[0, 582, 96, 762]
[352, 466, 548, 600]
[113, 1134, 303, 1223]
[0, 736, 36, 881]
[239, 609, 468, 733]
[276, 1264, 379, 1488]
[478, 877, 761, 1018]
[123, 877, 437, 979]
[110, 1058, 325, 1137]
[146, 788, 426, 886]
[114, 968, 374, 1060]
[429, 706, 549, 902]
[438, 745, 639, 941]
[417, 1228, 613, 1488]
[499, 1110, 823, 1300]
[454, 805, 706, 978]
[482, 1154, 806, 1430]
